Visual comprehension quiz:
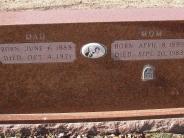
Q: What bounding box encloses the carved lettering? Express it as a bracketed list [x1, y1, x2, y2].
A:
[112, 39, 184, 60]
[26, 32, 46, 41]
[0, 42, 76, 64]
[141, 30, 162, 38]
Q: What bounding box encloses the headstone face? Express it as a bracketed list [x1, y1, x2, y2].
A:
[0, 9, 184, 122]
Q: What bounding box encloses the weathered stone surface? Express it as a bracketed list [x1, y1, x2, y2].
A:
[0, 118, 183, 137]
[1, 0, 184, 11]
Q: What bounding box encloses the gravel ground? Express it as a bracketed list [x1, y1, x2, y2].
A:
[1, 0, 184, 11]
[0, 118, 184, 137]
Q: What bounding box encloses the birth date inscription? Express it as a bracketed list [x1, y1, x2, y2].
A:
[111, 39, 184, 60]
[0, 42, 76, 64]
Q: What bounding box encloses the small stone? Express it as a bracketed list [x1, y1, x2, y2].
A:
[58, 133, 64, 138]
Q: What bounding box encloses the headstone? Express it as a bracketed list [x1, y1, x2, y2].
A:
[0, 9, 184, 123]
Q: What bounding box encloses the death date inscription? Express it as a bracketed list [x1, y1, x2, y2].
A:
[111, 39, 184, 60]
[0, 42, 76, 64]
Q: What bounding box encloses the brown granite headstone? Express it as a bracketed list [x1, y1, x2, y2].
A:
[0, 9, 184, 123]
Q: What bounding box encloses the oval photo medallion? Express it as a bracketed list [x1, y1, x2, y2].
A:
[81, 43, 106, 59]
